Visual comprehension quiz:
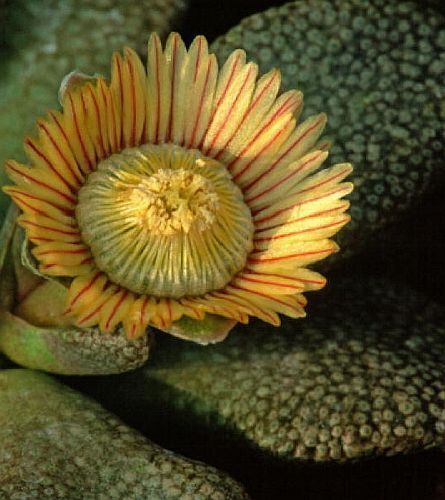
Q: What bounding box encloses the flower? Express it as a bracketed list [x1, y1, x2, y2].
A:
[4, 33, 353, 341]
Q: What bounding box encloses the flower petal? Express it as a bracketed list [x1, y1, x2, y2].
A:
[146, 32, 170, 144]
[66, 272, 107, 313]
[60, 90, 97, 174]
[26, 117, 83, 189]
[242, 113, 327, 194]
[241, 267, 327, 292]
[3, 187, 75, 225]
[232, 271, 305, 295]
[253, 214, 351, 249]
[204, 62, 258, 158]
[99, 289, 134, 334]
[179, 36, 218, 149]
[17, 213, 81, 244]
[5, 161, 77, 208]
[32, 241, 93, 276]
[227, 90, 303, 183]
[75, 284, 119, 328]
[183, 293, 252, 324]
[226, 284, 306, 321]
[106, 68, 122, 153]
[213, 68, 282, 162]
[120, 48, 147, 148]
[122, 296, 155, 339]
[80, 80, 110, 160]
[248, 239, 339, 267]
[253, 169, 353, 230]
[245, 149, 330, 209]
[163, 32, 188, 144]
[149, 298, 184, 330]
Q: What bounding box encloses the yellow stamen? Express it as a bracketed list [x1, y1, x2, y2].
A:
[130, 168, 219, 235]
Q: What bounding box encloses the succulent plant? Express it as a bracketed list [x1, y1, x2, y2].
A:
[0, 33, 352, 373]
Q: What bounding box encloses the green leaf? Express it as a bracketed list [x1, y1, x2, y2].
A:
[162, 314, 237, 345]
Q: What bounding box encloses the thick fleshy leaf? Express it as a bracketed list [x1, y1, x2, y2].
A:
[0, 310, 150, 375]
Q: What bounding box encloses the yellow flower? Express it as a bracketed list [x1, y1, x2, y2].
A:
[4, 33, 353, 340]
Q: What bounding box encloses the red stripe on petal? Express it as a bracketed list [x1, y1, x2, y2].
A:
[21, 220, 79, 236]
[244, 269, 325, 287]
[128, 57, 137, 147]
[154, 40, 162, 144]
[213, 52, 242, 111]
[245, 150, 324, 205]
[255, 205, 349, 232]
[204, 63, 255, 156]
[214, 70, 278, 161]
[105, 291, 129, 330]
[69, 93, 94, 171]
[193, 37, 203, 83]
[28, 237, 54, 243]
[48, 112, 86, 184]
[6, 162, 77, 206]
[231, 284, 293, 308]
[229, 93, 297, 176]
[7, 189, 75, 218]
[296, 297, 306, 307]
[254, 218, 348, 242]
[254, 187, 350, 225]
[110, 90, 119, 151]
[87, 85, 106, 157]
[98, 80, 111, 156]
[222, 287, 280, 323]
[37, 121, 83, 185]
[78, 302, 103, 325]
[248, 248, 334, 264]
[116, 56, 125, 148]
[243, 114, 326, 192]
[167, 35, 178, 142]
[25, 138, 77, 193]
[213, 291, 267, 321]
[37, 247, 89, 256]
[294, 168, 352, 196]
[238, 274, 303, 291]
[188, 57, 214, 149]
[233, 126, 285, 183]
[70, 272, 102, 307]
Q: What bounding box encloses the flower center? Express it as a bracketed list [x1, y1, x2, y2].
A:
[131, 168, 219, 236]
[76, 144, 254, 298]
